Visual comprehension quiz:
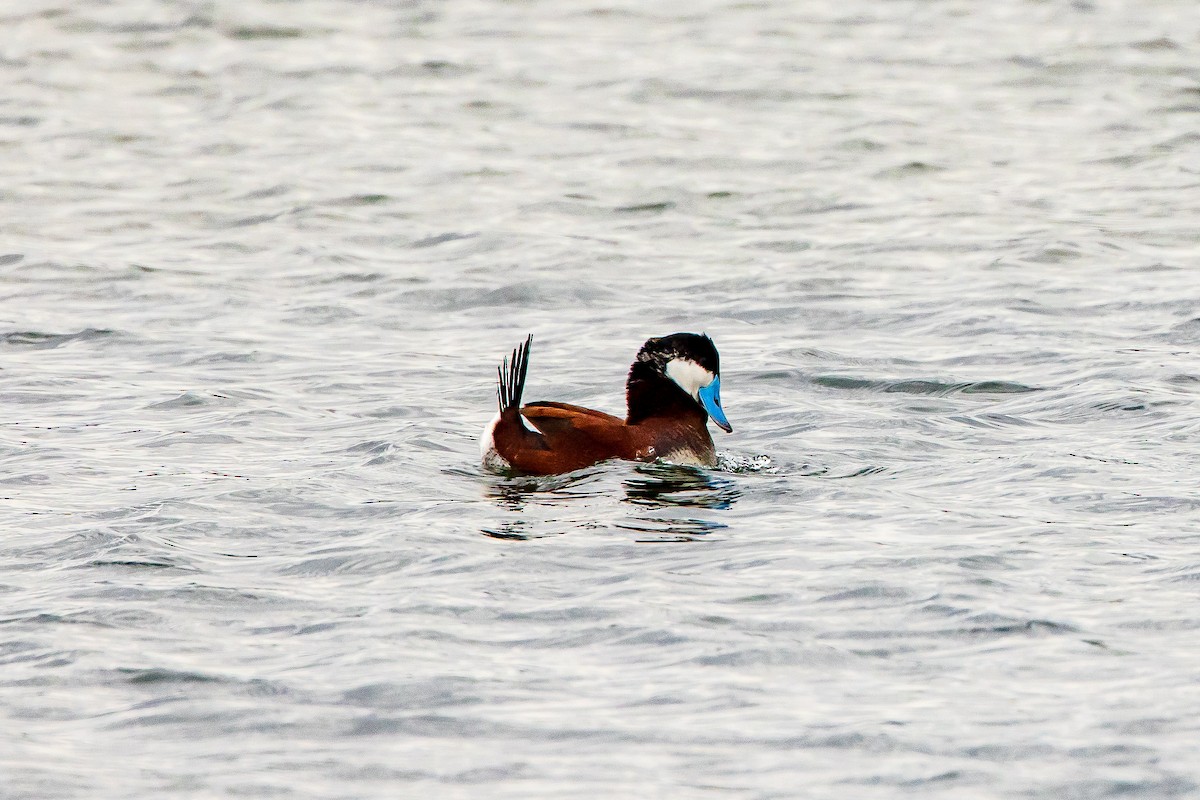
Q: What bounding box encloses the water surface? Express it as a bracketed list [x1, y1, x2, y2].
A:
[2, 1, 1199, 797]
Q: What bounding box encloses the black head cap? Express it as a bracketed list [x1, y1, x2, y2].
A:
[635, 332, 720, 376]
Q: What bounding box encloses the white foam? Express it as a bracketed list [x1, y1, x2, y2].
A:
[715, 453, 775, 473]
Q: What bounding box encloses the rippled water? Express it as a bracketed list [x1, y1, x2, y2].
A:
[3, 1, 1200, 797]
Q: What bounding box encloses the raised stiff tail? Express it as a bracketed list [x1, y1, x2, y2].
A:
[497, 334, 533, 413]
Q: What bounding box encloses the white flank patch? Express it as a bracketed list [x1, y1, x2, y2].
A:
[479, 412, 511, 470]
[480, 410, 542, 471]
[664, 358, 715, 399]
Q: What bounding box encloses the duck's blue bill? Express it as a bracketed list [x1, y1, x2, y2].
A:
[699, 376, 732, 433]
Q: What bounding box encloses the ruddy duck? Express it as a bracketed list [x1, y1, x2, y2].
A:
[481, 333, 732, 475]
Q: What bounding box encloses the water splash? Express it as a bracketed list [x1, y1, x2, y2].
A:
[716, 452, 775, 473]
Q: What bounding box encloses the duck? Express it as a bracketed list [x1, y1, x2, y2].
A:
[481, 333, 732, 475]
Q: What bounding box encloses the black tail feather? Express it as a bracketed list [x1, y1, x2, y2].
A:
[497, 334, 533, 412]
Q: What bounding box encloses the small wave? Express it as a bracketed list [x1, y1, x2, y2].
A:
[812, 375, 1039, 397]
[86, 559, 193, 571]
[1, 328, 115, 350]
[613, 516, 725, 542]
[146, 391, 236, 410]
[118, 668, 220, 685]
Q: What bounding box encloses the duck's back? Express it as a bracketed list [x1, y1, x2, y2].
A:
[498, 402, 632, 474]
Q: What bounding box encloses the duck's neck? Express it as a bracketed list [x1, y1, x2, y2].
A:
[625, 361, 705, 425]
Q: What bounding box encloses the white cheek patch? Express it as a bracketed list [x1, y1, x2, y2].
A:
[664, 358, 715, 399]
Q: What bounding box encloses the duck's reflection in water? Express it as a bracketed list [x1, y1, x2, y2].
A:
[622, 462, 741, 510]
[480, 468, 605, 541]
[481, 462, 739, 542]
[619, 462, 740, 542]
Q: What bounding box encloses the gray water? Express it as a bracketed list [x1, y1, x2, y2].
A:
[3, 1, 1200, 797]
